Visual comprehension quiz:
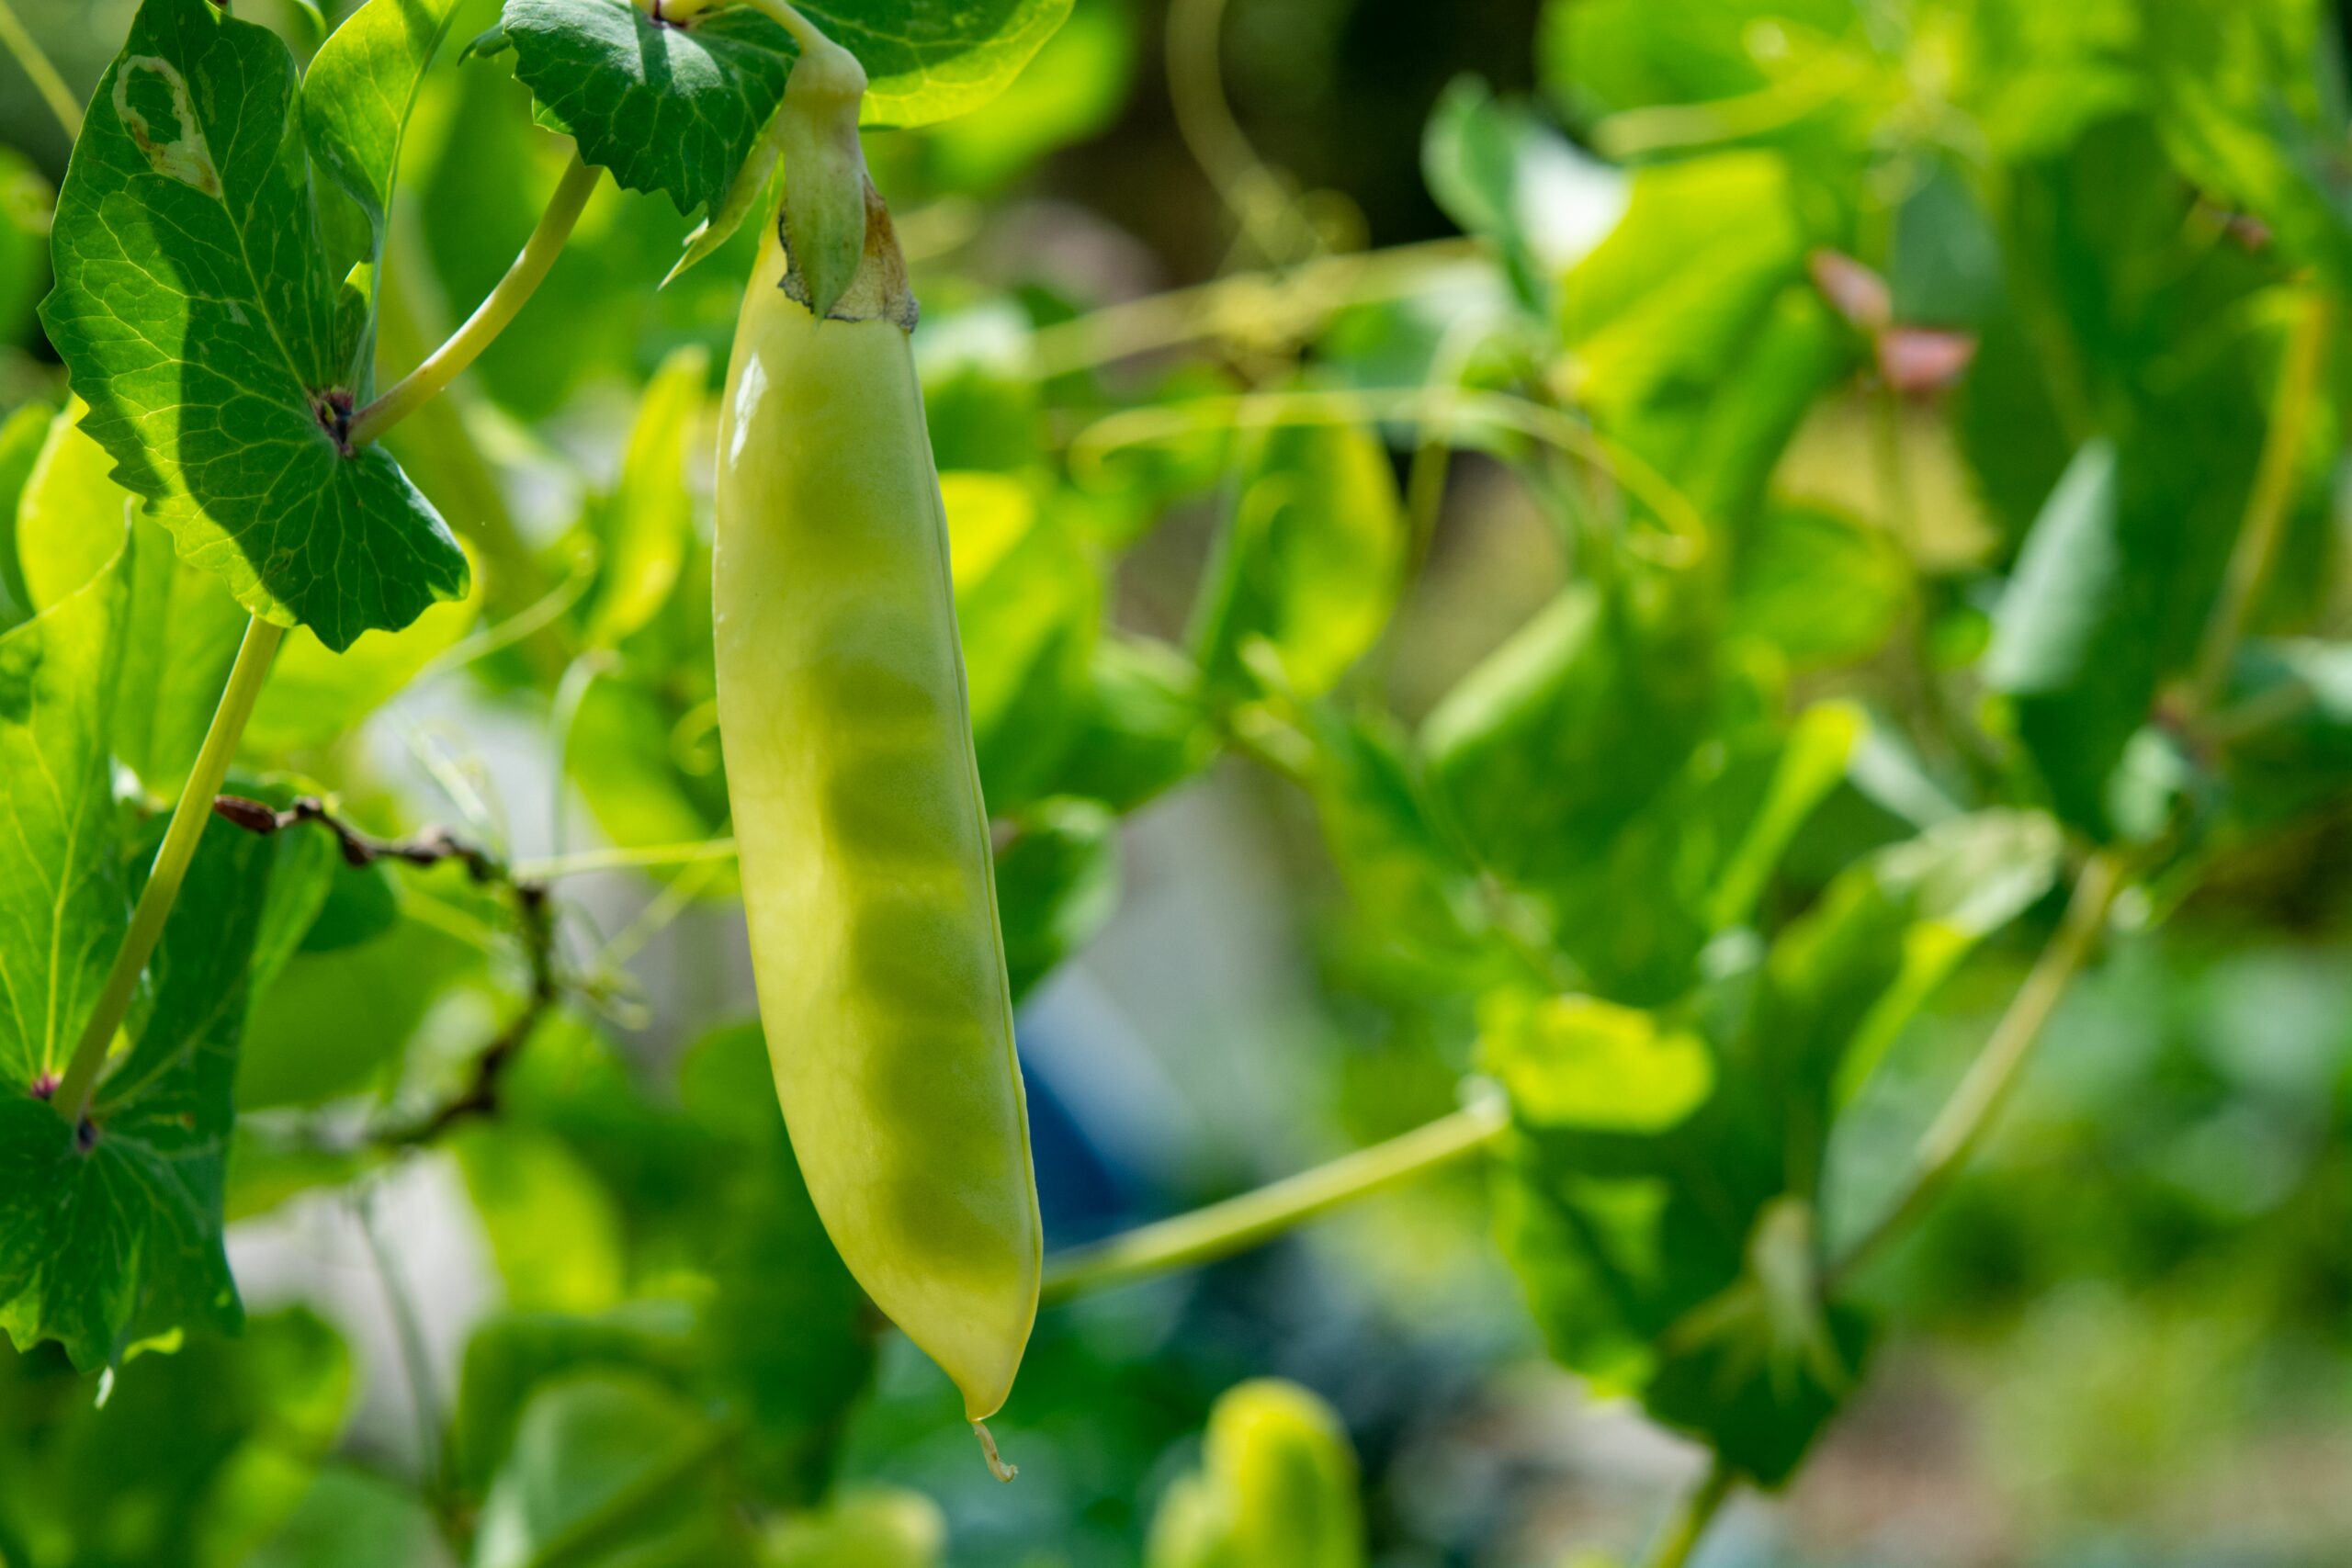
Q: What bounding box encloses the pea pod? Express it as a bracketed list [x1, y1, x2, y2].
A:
[711, 29, 1040, 1430]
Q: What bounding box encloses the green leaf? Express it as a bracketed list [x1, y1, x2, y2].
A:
[1480, 990, 1713, 1134]
[1190, 419, 1406, 708]
[1731, 504, 1908, 668]
[473, 1371, 746, 1568]
[502, 0, 1072, 223]
[0, 399, 52, 629]
[454, 1303, 698, 1491]
[247, 1465, 442, 1568]
[994, 797, 1121, 1001]
[455, 1124, 629, 1315]
[17, 405, 249, 795]
[0, 520, 130, 1121]
[1048, 635, 1216, 813]
[563, 667, 732, 866]
[243, 564, 481, 755]
[1984, 443, 2144, 832]
[0, 810, 334, 1369]
[1423, 74, 1626, 315]
[945, 471, 1101, 810]
[1422, 571, 1714, 895]
[0, 1308, 352, 1566]
[301, 0, 467, 389]
[583, 344, 707, 649]
[238, 908, 483, 1110]
[767, 1487, 945, 1568]
[41, 0, 469, 651]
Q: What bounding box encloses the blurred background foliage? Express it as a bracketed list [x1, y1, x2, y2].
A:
[4, 0, 2352, 1564]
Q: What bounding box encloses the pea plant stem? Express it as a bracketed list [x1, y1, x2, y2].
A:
[1040, 1094, 1508, 1305]
[54, 616, 287, 1122]
[347, 153, 601, 447]
[1832, 851, 2125, 1282]
[2190, 285, 2333, 709]
[0, 0, 80, 140]
[1641, 1458, 1736, 1568]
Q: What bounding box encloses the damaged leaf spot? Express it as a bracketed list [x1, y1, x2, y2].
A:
[113, 55, 222, 197]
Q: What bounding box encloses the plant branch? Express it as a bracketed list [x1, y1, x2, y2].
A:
[55, 616, 286, 1122]
[1023, 238, 1478, 376]
[2191, 286, 2332, 709]
[0, 0, 80, 140]
[1640, 1457, 1736, 1568]
[510, 836, 741, 881]
[1833, 852, 2125, 1281]
[349, 153, 601, 447]
[1040, 1094, 1508, 1305]
[211, 795, 559, 1147]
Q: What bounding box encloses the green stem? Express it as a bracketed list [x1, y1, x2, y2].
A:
[1641, 1458, 1736, 1568]
[0, 0, 80, 141]
[511, 837, 741, 881]
[735, 0, 846, 58]
[1832, 852, 2124, 1281]
[2190, 286, 2332, 710]
[1040, 1095, 1508, 1305]
[55, 616, 286, 1121]
[348, 153, 601, 447]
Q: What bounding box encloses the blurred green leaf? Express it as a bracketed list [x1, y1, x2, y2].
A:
[1047, 635, 1216, 813]
[239, 909, 483, 1110]
[1732, 503, 1907, 667]
[995, 797, 1121, 999]
[1423, 73, 1626, 314]
[0, 1309, 352, 1568]
[1481, 990, 1713, 1133]
[945, 471, 1101, 809]
[17, 407, 248, 795]
[765, 1487, 944, 1568]
[1191, 419, 1406, 708]
[456, 1124, 630, 1314]
[582, 344, 705, 649]
[245, 1466, 443, 1568]
[919, 0, 1133, 191]
[455, 1303, 699, 1492]
[0, 399, 53, 629]
[473, 1371, 746, 1568]
[1423, 570, 1714, 896]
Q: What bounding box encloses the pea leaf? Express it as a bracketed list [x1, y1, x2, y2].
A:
[582, 344, 706, 649]
[501, 0, 1073, 222]
[0, 803, 334, 1370]
[473, 1372, 744, 1568]
[41, 0, 469, 651]
[17, 406, 247, 796]
[0, 525, 132, 1111]
[301, 0, 467, 381]
[994, 798, 1121, 1000]
[1190, 419, 1407, 708]
[1494, 810, 2061, 1481]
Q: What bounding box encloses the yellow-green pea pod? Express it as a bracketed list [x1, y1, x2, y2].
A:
[711, 53, 1040, 1427]
[1147, 1380, 1365, 1568]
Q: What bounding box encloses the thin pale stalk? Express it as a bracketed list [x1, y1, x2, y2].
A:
[1641, 1459, 1736, 1568]
[56, 616, 286, 1121]
[1041, 1096, 1508, 1304]
[349, 154, 601, 446]
[0, 0, 80, 140]
[511, 838, 741, 881]
[1833, 852, 2124, 1281]
[2191, 287, 2333, 709]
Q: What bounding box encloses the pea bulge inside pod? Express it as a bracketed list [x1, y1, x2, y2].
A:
[712, 192, 1042, 1426]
